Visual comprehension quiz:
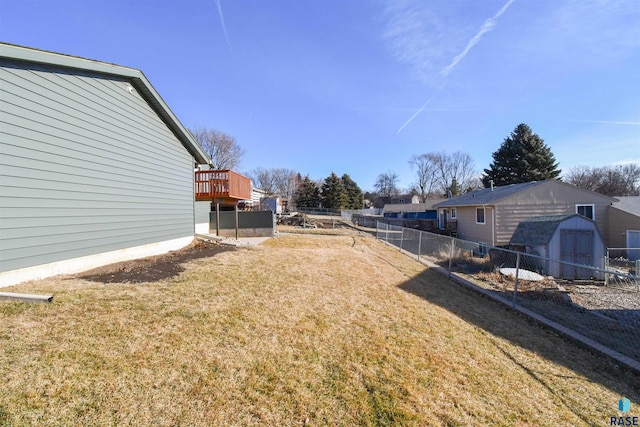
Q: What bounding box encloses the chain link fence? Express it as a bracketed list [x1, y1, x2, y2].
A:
[376, 221, 640, 368]
[340, 209, 383, 221]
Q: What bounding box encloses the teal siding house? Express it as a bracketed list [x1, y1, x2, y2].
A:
[0, 43, 211, 286]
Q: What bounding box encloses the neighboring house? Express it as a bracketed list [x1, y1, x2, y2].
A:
[510, 214, 605, 279]
[609, 196, 640, 260]
[382, 199, 446, 219]
[261, 196, 283, 214]
[237, 187, 268, 211]
[370, 194, 420, 209]
[0, 43, 212, 287]
[433, 180, 616, 248]
[391, 194, 420, 205]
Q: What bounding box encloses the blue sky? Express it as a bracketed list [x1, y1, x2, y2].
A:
[1, 0, 639, 192]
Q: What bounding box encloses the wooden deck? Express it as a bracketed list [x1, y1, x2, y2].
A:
[195, 170, 251, 202]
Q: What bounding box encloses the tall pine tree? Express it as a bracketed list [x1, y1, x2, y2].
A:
[320, 172, 348, 209]
[293, 176, 320, 208]
[341, 174, 364, 209]
[482, 123, 561, 187]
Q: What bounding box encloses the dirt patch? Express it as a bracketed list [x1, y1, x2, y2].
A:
[78, 239, 235, 284]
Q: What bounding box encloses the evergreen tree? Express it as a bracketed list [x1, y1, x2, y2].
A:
[341, 174, 364, 209]
[293, 176, 320, 208]
[482, 123, 561, 187]
[320, 172, 348, 209]
[447, 178, 462, 197]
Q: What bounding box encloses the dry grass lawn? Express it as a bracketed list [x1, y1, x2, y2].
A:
[1, 232, 638, 426]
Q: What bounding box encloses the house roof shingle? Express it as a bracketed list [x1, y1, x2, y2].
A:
[433, 181, 544, 207]
[612, 196, 640, 217]
[433, 180, 616, 208]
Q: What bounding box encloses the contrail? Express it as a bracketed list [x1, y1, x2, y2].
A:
[573, 119, 640, 126]
[442, 0, 515, 77]
[398, 0, 515, 133]
[397, 92, 439, 134]
[214, 0, 232, 51]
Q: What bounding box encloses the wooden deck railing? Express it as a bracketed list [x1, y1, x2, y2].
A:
[195, 170, 251, 201]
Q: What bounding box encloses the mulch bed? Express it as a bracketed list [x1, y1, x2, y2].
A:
[78, 239, 235, 284]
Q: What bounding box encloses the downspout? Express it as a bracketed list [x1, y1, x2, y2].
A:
[491, 205, 495, 247]
[192, 164, 197, 235]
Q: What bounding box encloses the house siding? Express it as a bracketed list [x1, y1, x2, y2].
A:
[493, 182, 612, 246]
[0, 58, 195, 273]
[453, 206, 494, 245]
[609, 207, 640, 249]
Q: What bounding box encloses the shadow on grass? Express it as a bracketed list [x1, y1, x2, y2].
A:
[398, 268, 640, 413]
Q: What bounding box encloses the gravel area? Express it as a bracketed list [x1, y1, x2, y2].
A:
[564, 283, 640, 330]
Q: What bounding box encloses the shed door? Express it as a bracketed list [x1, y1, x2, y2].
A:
[627, 230, 640, 261]
[560, 230, 593, 280]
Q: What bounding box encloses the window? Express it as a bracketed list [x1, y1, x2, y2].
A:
[576, 204, 595, 220]
[451, 208, 457, 219]
[476, 207, 485, 224]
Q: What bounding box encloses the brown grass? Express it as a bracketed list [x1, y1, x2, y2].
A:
[0, 234, 638, 426]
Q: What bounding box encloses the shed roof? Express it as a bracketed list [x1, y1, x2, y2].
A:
[0, 42, 210, 165]
[509, 214, 595, 246]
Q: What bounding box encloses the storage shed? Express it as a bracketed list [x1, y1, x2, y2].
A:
[0, 43, 211, 286]
[510, 214, 605, 280]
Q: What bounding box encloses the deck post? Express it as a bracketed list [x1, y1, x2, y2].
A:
[235, 204, 239, 240]
[216, 203, 220, 237]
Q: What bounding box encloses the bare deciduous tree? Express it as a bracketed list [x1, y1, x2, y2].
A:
[247, 167, 300, 198]
[409, 153, 439, 202]
[565, 164, 640, 196]
[374, 171, 400, 198]
[438, 151, 479, 196]
[409, 151, 479, 197]
[190, 127, 245, 170]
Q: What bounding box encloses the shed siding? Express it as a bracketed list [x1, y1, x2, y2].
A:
[0, 59, 194, 272]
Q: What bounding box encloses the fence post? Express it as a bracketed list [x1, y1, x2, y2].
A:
[418, 231, 422, 263]
[604, 250, 609, 287]
[513, 252, 521, 308]
[447, 238, 455, 278]
[636, 259, 640, 293]
[386, 222, 389, 242]
[400, 227, 404, 251]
